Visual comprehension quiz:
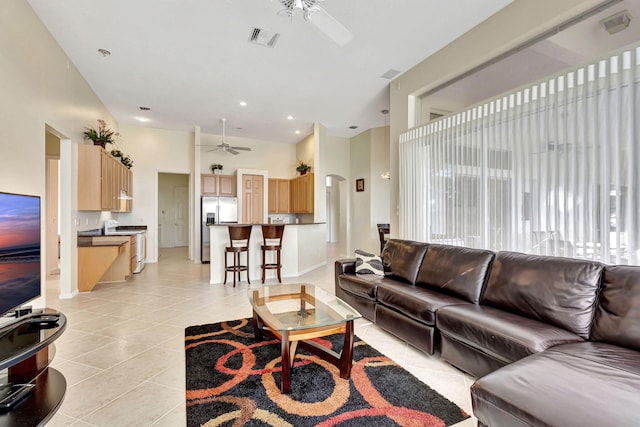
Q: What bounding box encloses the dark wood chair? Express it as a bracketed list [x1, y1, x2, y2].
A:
[261, 224, 285, 283]
[377, 223, 390, 254]
[224, 225, 252, 287]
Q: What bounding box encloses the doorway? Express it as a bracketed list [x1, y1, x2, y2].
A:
[45, 133, 60, 276]
[325, 174, 347, 257]
[158, 173, 190, 255]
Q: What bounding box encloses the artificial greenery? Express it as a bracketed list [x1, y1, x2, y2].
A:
[83, 119, 119, 147]
[210, 163, 223, 173]
[111, 149, 134, 169]
[296, 160, 311, 174]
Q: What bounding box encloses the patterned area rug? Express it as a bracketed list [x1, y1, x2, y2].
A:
[185, 319, 469, 426]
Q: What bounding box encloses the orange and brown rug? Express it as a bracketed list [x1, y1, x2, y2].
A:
[186, 318, 469, 426]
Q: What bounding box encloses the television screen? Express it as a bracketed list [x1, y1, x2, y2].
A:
[0, 192, 41, 316]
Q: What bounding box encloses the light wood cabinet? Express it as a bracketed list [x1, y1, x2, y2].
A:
[268, 178, 290, 213]
[78, 145, 132, 212]
[202, 174, 236, 196]
[289, 173, 314, 213]
[242, 175, 264, 224]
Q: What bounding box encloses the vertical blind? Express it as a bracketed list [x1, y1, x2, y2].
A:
[399, 44, 640, 265]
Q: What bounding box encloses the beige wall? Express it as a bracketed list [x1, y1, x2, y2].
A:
[1, 1, 115, 300]
[200, 134, 297, 179]
[389, 0, 604, 238]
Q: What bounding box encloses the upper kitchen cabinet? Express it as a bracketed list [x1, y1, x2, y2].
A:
[268, 179, 290, 213]
[289, 173, 314, 214]
[202, 174, 236, 196]
[78, 145, 133, 212]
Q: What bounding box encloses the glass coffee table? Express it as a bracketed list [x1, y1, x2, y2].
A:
[248, 283, 361, 393]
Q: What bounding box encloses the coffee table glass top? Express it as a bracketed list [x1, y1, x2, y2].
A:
[248, 284, 361, 331]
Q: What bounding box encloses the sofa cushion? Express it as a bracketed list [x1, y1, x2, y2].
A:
[354, 249, 384, 275]
[337, 273, 382, 300]
[376, 281, 468, 325]
[471, 342, 640, 427]
[482, 251, 603, 339]
[415, 244, 494, 303]
[380, 239, 428, 285]
[591, 265, 640, 351]
[437, 304, 584, 363]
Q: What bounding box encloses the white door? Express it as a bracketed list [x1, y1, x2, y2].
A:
[174, 186, 188, 246]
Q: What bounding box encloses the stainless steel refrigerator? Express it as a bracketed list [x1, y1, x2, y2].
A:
[201, 196, 238, 263]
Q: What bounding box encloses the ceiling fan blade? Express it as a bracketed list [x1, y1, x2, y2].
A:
[230, 146, 252, 151]
[227, 148, 240, 155]
[310, 7, 353, 46]
[205, 147, 221, 152]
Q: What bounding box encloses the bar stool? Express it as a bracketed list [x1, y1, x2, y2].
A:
[224, 225, 252, 287]
[261, 224, 285, 283]
[377, 223, 390, 254]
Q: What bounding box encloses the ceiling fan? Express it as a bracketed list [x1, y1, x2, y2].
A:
[207, 118, 251, 155]
[277, 0, 353, 46]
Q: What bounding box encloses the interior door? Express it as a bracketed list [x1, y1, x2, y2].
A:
[174, 186, 188, 246]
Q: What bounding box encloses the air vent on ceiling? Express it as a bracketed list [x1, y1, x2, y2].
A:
[381, 69, 401, 80]
[249, 27, 280, 48]
[601, 10, 632, 35]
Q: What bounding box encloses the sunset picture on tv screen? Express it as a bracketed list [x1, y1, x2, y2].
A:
[0, 193, 40, 314]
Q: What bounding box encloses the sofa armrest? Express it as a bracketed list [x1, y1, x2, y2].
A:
[335, 258, 356, 276]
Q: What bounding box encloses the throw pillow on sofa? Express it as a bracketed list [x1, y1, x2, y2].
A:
[355, 249, 385, 275]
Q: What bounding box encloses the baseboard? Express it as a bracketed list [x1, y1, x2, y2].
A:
[295, 261, 327, 276]
[58, 290, 78, 300]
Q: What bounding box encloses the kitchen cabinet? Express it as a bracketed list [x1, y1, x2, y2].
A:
[268, 178, 290, 213]
[202, 174, 236, 196]
[78, 145, 132, 212]
[77, 236, 130, 292]
[290, 173, 314, 213]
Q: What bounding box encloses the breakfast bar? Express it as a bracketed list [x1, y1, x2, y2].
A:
[208, 223, 326, 284]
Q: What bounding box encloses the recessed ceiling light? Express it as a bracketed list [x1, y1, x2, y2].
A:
[287, 115, 293, 120]
[139, 106, 151, 111]
[97, 48, 111, 57]
[135, 117, 150, 123]
[239, 101, 247, 107]
[295, 130, 301, 134]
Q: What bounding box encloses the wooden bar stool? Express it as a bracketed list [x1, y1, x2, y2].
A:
[377, 223, 390, 255]
[224, 225, 252, 287]
[261, 224, 285, 283]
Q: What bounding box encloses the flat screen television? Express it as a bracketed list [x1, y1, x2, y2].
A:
[0, 192, 41, 317]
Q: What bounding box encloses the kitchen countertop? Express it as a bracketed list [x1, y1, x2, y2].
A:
[207, 223, 325, 226]
[77, 236, 129, 247]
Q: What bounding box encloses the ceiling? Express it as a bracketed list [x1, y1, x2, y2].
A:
[429, 0, 640, 110]
[27, 0, 513, 144]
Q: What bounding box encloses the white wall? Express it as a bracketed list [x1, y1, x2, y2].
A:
[389, 0, 605, 239]
[369, 126, 391, 232]
[0, 1, 116, 301]
[116, 125, 194, 263]
[347, 127, 390, 255]
[349, 130, 373, 253]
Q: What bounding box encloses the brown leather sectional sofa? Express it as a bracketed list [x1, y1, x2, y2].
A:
[335, 239, 640, 426]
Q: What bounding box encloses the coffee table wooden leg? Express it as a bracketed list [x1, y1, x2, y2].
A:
[251, 311, 263, 341]
[281, 330, 291, 393]
[339, 320, 355, 379]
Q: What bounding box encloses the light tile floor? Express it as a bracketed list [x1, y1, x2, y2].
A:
[45, 245, 475, 426]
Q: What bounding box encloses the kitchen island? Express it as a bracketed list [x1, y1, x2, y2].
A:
[208, 223, 326, 284]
